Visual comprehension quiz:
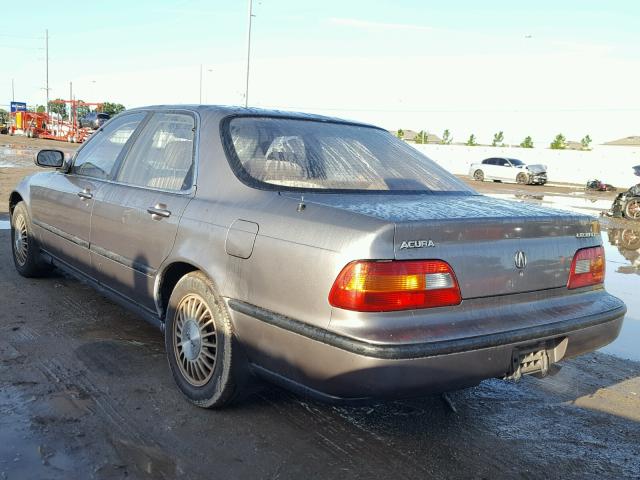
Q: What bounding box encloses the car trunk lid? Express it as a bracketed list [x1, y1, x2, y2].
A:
[301, 193, 599, 299]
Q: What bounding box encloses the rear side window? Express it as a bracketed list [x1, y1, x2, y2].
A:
[223, 117, 475, 194]
[116, 112, 195, 192]
[72, 112, 146, 179]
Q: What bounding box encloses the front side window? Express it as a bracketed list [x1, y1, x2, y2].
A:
[223, 117, 475, 194]
[72, 112, 146, 179]
[116, 112, 195, 192]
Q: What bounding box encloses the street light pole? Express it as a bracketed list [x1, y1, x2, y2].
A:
[244, 0, 253, 108]
[199, 64, 203, 104]
[45, 29, 49, 115]
[11, 78, 14, 102]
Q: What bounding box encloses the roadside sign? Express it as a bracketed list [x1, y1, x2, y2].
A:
[10, 101, 27, 112]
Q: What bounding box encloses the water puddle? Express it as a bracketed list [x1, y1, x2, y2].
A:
[601, 229, 640, 361]
[487, 192, 611, 216]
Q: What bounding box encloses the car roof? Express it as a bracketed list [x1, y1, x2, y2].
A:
[123, 104, 379, 128]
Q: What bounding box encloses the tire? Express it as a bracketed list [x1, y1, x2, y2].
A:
[623, 199, 640, 220]
[164, 271, 247, 408]
[516, 172, 529, 185]
[473, 169, 484, 182]
[11, 202, 51, 277]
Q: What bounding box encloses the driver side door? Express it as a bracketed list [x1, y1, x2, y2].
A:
[30, 112, 147, 274]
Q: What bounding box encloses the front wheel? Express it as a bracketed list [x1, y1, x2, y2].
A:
[164, 271, 247, 408]
[623, 198, 640, 220]
[516, 172, 529, 185]
[11, 202, 51, 277]
[473, 169, 485, 182]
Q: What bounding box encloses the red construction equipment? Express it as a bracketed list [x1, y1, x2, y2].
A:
[8, 99, 104, 143]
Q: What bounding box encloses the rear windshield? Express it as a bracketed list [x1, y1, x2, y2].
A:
[223, 117, 475, 194]
[97, 113, 110, 119]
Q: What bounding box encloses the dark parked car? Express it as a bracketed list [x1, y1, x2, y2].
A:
[9, 106, 625, 408]
[79, 111, 110, 130]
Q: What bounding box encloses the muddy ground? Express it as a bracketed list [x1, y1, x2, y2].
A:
[1, 135, 640, 479]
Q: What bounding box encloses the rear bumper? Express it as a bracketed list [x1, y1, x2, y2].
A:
[228, 292, 626, 402]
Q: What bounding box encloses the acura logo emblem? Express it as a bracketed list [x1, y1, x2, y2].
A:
[514, 251, 527, 269]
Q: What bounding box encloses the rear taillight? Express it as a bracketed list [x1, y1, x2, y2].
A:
[328, 260, 462, 312]
[567, 246, 605, 289]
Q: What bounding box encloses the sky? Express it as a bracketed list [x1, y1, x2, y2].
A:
[1, 0, 639, 145]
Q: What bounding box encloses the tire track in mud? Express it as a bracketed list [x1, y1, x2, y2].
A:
[258, 389, 435, 479]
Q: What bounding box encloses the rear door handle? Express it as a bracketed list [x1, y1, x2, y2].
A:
[147, 204, 171, 220]
[77, 189, 93, 200]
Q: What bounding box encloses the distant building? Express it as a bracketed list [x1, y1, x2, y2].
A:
[604, 136, 640, 146]
[389, 129, 442, 144]
[564, 140, 584, 150]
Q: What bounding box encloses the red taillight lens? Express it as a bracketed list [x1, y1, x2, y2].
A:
[567, 246, 605, 289]
[328, 260, 462, 312]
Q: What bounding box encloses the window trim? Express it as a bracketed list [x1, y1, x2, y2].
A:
[67, 108, 200, 196]
[220, 114, 474, 196]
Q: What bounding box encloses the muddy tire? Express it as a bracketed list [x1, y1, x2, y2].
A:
[516, 172, 529, 185]
[11, 202, 51, 277]
[473, 169, 485, 182]
[165, 271, 247, 408]
[623, 199, 640, 220]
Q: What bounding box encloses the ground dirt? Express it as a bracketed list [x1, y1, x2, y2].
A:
[1, 136, 639, 479]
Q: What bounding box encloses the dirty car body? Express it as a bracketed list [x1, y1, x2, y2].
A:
[9, 106, 625, 406]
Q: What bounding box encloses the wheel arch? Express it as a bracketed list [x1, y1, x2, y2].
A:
[155, 260, 204, 321]
[9, 191, 24, 215]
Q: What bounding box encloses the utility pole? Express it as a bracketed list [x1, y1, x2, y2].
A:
[244, 0, 253, 108]
[199, 64, 203, 104]
[45, 29, 49, 115]
[11, 78, 15, 102]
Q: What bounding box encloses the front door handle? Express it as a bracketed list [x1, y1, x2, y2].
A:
[77, 189, 93, 200]
[147, 203, 171, 220]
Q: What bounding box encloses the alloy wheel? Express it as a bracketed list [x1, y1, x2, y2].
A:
[13, 214, 28, 266]
[625, 199, 640, 220]
[173, 293, 218, 387]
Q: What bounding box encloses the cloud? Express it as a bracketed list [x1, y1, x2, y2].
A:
[328, 17, 431, 32]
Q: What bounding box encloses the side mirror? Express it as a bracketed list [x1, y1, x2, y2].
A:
[35, 150, 64, 168]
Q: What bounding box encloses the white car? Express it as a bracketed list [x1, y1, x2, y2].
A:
[469, 157, 547, 185]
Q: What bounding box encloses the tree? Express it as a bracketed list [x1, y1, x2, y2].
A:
[415, 130, 428, 144]
[492, 131, 505, 147]
[466, 134, 478, 146]
[48, 99, 68, 119]
[36, 105, 46, 113]
[101, 102, 126, 116]
[581, 134, 592, 150]
[76, 101, 90, 119]
[396, 129, 404, 140]
[520, 136, 534, 148]
[550, 133, 567, 150]
[441, 129, 452, 144]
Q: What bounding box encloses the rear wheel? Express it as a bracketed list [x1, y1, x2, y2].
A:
[473, 169, 485, 182]
[623, 199, 640, 220]
[11, 202, 51, 277]
[516, 172, 529, 185]
[164, 271, 247, 408]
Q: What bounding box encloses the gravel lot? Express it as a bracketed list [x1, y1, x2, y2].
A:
[1, 135, 639, 479]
